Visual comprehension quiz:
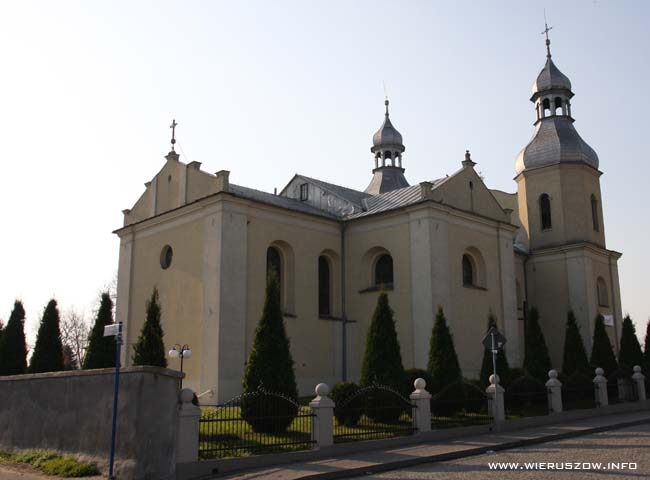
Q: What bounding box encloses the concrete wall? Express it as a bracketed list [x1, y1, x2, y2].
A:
[0, 366, 183, 480]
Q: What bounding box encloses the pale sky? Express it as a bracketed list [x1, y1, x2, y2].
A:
[1, 0, 648, 348]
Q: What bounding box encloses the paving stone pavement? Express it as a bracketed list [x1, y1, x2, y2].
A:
[217, 410, 650, 480]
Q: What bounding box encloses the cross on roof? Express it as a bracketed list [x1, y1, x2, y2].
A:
[170, 119, 178, 151]
[541, 11, 553, 58]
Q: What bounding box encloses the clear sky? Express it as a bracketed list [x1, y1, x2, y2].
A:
[1, 0, 648, 347]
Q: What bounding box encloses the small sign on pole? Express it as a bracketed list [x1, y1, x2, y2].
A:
[482, 327, 507, 352]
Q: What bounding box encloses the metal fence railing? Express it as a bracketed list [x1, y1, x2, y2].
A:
[431, 381, 491, 429]
[198, 389, 314, 460]
[332, 385, 416, 443]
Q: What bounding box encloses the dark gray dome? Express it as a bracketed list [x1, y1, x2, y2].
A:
[373, 115, 403, 147]
[515, 116, 599, 175]
[532, 57, 572, 96]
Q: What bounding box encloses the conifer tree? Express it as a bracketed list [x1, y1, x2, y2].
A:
[523, 307, 552, 382]
[132, 288, 167, 367]
[359, 292, 406, 389]
[241, 272, 298, 432]
[590, 314, 617, 376]
[618, 315, 644, 376]
[62, 345, 78, 370]
[427, 305, 462, 394]
[480, 312, 511, 387]
[0, 301, 28, 375]
[562, 311, 591, 377]
[29, 299, 64, 373]
[83, 292, 116, 369]
[643, 319, 650, 377]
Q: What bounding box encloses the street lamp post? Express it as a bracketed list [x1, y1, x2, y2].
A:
[168, 343, 192, 388]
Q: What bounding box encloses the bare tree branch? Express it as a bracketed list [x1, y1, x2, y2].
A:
[60, 307, 90, 368]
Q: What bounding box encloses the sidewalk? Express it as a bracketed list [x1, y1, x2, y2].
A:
[217, 410, 650, 480]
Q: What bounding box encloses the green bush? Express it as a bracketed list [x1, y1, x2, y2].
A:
[523, 308, 552, 382]
[29, 300, 64, 373]
[618, 315, 644, 376]
[364, 386, 408, 424]
[590, 314, 617, 377]
[431, 380, 487, 417]
[360, 292, 406, 390]
[0, 301, 28, 375]
[562, 311, 591, 377]
[132, 288, 167, 367]
[330, 382, 362, 426]
[562, 372, 595, 409]
[83, 292, 116, 369]
[241, 273, 298, 433]
[428, 306, 461, 395]
[506, 375, 548, 411]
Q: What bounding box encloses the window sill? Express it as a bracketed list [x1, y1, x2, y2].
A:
[463, 284, 487, 291]
[318, 315, 356, 323]
[283, 312, 297, 318]
[358, 284, 394, 294]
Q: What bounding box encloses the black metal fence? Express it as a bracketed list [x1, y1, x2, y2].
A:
[505, 376, 549, 417]
[198, 389, 314, 460]
[333, 385, 416, 443]
[431, 381, 491, 428]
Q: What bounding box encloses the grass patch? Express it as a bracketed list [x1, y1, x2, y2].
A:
[0, 450, 98, 477]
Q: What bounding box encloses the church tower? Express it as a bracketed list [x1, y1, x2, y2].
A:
[515, 29, 623, 364]
[365, 99, 410, 194]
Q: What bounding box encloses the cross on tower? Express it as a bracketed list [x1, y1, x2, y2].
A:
[170, 119, 178, 151]
[541, 12, 553, 58]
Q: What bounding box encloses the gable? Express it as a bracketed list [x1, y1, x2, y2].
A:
[280, 175, 366, 217]
[430, 167, 511, 223]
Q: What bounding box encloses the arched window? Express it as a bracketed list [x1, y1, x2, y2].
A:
[266, 246, 282, 299]
[542, 98, 551, 115]
[318, 256, 331, 316]
[597, 277, 609, 307]
[540, 194, 552, 230]
[374, 254, 393, 287]
[462, 254, 474, 286]
[591, 195, 600, 232]
[554, 97, 563, 115]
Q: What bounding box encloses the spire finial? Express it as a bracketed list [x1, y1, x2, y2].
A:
[170, 119, 178, 152]
[384, 98, 390, 116]
[462, 149, 476, 168]
[541, 10, 553, 58]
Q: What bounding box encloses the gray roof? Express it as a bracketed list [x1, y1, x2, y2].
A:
[515, 116, 599, 175]
[532, 57, 572, 96]
[295, 174, 372, 208]
[229, 183, 339, 219]
[372, 100, 404, 151]
[364, 167, 410, 195]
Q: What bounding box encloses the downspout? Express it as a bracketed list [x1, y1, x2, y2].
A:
[496, 224, 505, 323]
[341, 221, 347, 381]
[608, 252, 620, 355]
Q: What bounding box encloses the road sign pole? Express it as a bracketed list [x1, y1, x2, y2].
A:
[108, 322, 122, 480]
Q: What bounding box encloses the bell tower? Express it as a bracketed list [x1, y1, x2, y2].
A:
[515, 27, 623, 366]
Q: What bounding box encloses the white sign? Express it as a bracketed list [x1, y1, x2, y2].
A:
[103, 323, 121, 337]
[603, 315, 614, 327]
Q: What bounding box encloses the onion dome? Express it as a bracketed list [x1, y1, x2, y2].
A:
[532, 57, 572, 97]
[372, 100, 404, 149]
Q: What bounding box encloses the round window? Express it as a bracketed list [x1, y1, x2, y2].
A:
[160, 245, 173, 269]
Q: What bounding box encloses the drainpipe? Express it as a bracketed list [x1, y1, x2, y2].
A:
[608, 252, 620, 355]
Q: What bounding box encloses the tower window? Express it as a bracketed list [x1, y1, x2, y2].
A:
[374, 254, 393, 287]
[318, 256, 331, 316]
[591, 194, 600, 232]
[542, 98, 551, 115]
[299, 183, 309, 201]
[462, 254, 474, 286]
[540, 194, 552, 230]
[597, 277, 609, 307]
[554, 97, 563, 115]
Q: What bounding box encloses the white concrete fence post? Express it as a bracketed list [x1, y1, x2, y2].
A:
[593, 368, 609, 407]
[309, 383, 334, 448]
[176, 388, 201, 463]
[486, 374, 505, 426]
[632, 365, 647, 401]
[410, 378, 432, 433]
[546, 369, 563, 414]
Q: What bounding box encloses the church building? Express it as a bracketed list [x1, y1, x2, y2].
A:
[114, 36, 623, 401]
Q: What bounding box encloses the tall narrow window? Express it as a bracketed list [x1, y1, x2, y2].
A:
[597, 277, 609, 307]
[374, 254, 393, 287]
[266, 246, 282, 302]
[591, 195, 600, 232]
[540, 194, 552, 230]
[299, 183, 309, 201]
[318, 256, 331, 316]
[462, 254, 474, 286]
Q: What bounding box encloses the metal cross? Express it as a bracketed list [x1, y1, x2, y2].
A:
[541, 10, 553, 57]
[170, 119, 178, 150]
